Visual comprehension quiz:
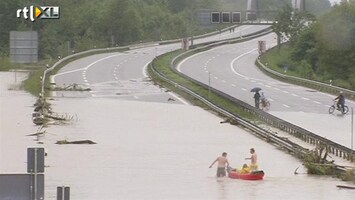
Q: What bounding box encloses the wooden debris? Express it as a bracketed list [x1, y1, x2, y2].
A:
[56, 140, 97, 145]
[336, 185, 355, 189]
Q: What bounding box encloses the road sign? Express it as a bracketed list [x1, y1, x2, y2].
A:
[221, 12, 230, 23]
[0, 174, 44, 200]
[211, 12, 220, 23]
[57, 186, 70, 200]
[232, 12, 241, 23]
[27, 148, 45, 173]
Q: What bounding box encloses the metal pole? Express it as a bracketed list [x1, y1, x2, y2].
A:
[34, 148, 38, 200]
[62, 187, 65, 200]
[208, 72, 211, 99]
[351, 108, 353, 150]
[67, 41, 70, 56]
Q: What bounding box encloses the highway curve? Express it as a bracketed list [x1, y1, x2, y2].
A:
[177, 32, 355, 149]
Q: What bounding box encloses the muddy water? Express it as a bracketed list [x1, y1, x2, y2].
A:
[43, 98, 354, 199]
[0, 72, 354, 199]
[0, 72, 39, 172]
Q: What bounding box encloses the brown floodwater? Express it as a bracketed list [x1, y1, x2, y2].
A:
[1, 72, 354, 199]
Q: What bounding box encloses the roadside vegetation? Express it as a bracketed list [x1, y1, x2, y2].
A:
[149, 50, 255, 121]
[0, 0, 332, 94]
[265, 2, 355, 90]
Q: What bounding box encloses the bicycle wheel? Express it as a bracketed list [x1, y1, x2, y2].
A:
[329, 105, 335, 114]
[264, 101, 270, 111]
[343, 106, 349, 114]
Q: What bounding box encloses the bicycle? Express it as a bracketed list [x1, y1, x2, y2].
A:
[329, 101, 348, 114]
[260, 98, 271, 111]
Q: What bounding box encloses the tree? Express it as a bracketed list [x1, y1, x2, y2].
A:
[272, 5, 315, 49]
[315, 2, 355, 83]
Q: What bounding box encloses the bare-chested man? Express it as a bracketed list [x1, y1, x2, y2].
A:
[209, 152, 230, 177]
[245, 148, 258, 170]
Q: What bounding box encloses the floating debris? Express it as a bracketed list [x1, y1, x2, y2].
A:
[336, 185, 355, 189]
[51, 83, 91, 91]
[56, 140, 97, 145]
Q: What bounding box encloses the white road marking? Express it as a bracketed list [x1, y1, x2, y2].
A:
[168, 92, 189, 105]
[265, 85, 271, 88]
[214, 77, 218, 80]
[273, 87, 280, 90]
[292, 93, 299, 97]
[142, 61, 152, 77]
[53, 54, 121, 79]
[230, 48, 258, 79]
[283, 91, 289, 94]
[268, 98, 274, 102]
[313, 101, 321, 104]
[177, 49, 213, 72]
[231, 84, 236, 87]
[133, 96, 139, 99]
[221, 80, 226, 83]
[302, 97, 310, 101]
[283, 104, 290, 108]
[241, 88, 247, 91]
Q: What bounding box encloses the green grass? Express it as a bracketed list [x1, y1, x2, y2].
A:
[0, 47, 130, 97]
[149, 49, 255, 121]
[259, 45, 301, 77]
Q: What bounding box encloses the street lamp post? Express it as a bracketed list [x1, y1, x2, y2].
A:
[208, 72, 211, 99]
[351, 108, 354, 150]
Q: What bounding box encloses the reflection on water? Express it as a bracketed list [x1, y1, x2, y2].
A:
[1, 72, 354, 199]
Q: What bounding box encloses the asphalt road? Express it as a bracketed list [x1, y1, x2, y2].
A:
[52, 25, 269, 104]
[178, 32, 355, 149]
[53, 25, 355, 148]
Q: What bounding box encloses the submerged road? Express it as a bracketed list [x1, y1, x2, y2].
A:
[39, 26, 355, 199]
[178, 32, 355, 149]
[53, 25, 269, 103]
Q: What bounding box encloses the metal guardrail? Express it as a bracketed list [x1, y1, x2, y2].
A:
[256, 58, 355, 101]
[151, 32, 355, 162]
[150, 59, 308, 157]
[42, 24, 354, 161]
[41, 24, 246, 95]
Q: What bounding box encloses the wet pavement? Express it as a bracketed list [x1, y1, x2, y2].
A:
[1, 72, 354, 199]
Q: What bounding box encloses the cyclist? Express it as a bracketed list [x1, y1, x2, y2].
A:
[260, 92, 266, 107]
[334, 91, 345, 112]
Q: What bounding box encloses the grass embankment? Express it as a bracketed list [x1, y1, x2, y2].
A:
[258, 46, 355, 179]
[150, 48, 355, 181]
[0, 47, 130, 97]
[149, 49, 255, 122]
[259, 45, 318, 79]
[259, 45, 354, 90]
[0, 57, 56, 96]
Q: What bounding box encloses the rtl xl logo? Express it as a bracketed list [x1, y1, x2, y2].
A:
[17, 6, 60, 22]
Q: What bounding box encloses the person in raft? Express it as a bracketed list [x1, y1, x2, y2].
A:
[240, 164, 251, 174]
[245, 148, 258, 171]
[209, 152, 230, 177]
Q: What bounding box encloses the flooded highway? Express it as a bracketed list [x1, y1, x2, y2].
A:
[1, 72, 354, 199]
